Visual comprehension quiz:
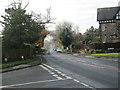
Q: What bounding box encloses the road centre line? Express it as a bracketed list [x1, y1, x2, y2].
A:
[0, 79, 66, 88]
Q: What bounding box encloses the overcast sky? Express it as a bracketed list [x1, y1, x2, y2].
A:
[0, 0, 120, 33]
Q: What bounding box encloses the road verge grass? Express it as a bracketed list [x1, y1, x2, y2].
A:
[92, 53, 120, 58]
[0, 59, 34, 69]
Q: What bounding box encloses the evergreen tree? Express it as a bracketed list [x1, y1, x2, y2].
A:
[1, 2, 41, 49]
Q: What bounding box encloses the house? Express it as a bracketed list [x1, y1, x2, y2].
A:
[97, 6, 120, 43]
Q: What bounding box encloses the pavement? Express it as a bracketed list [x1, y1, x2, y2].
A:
[0, 53, 119, 73]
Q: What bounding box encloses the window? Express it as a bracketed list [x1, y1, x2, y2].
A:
[101, 24, 105, 31]
[116, 10, 120, 19]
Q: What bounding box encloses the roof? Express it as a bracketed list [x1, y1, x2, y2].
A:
[97, 6, 120, 21]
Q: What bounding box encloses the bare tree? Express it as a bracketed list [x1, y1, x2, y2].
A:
[32, 7, 56, 25]
[7, 0, 29, 9]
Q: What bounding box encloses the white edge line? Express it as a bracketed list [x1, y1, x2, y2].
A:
[80, 82, 89, 87]
[73, 79, 94, 89]
[73, 79, 80, 83]
[0, 79, 66, 88]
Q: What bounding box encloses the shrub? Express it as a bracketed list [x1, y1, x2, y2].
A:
[115, 48, 120, 52]
[79, 50, 86, 54]
[79, 49, 105, 54]
[93, 49, 104, 53]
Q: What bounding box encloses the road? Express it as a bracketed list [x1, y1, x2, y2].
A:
[2, 52, 119, 89]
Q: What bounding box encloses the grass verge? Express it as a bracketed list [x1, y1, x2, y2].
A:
[92, 53, 120, 58]
[0, 59, 34, 69]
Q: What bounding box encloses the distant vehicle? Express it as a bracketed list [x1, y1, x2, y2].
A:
[56, 49, 62, 53]
[42, 51, 50, 55]
[46, 51, 50, 55]
[53, 48, 57, 51]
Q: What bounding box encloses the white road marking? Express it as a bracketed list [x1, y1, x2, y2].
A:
[65, 76, 72, 79]
[48, 71, 52, 73]
[40, 64, 95, 89]
[40, 65, 64, 80]
[0, 79, 66, 88]
[50, 72, 55, 74]
[40, 65, 49, 71]
[88, 86, 95, 89]
[1, 64, 96, 89]
[61, 73, 66, 76]
[57, 71, 62, 74]
[40, 65, 53, 73]
[80, 83, 89, 87]
[56, 77, 63, 80]
[53, 74, 58, 77]
[73, 79, 80, 83]
[54, 70, 60, 72]
[43, 64, 55, 70]
[72, 79, 94, 89]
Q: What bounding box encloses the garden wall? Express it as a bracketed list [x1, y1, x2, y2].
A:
[88, 42, 120, 50]
[2, 47, 33, 63]
[72, 42, 120, 52]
